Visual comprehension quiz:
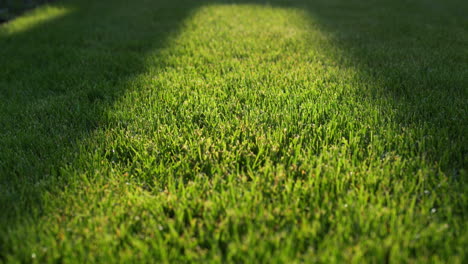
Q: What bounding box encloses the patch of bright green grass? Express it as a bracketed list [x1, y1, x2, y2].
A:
[0, 0, 467, 262]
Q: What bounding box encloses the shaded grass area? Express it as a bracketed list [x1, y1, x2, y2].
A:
[0, 0, 467, 262]
[0, 0, 57, 22]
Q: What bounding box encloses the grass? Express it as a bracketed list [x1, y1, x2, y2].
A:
[0, 0, 56, 22]
[0, 0, 467, 262]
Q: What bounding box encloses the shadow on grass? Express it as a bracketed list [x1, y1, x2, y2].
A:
[299, 0, 467, 170]
[250, 0, 467, 170]
[0, 0, 58, 23]
[0, 0, 208, 233]
[0, 0, 466, 257]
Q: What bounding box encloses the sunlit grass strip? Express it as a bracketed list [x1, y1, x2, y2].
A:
[0, 5, 73, 36]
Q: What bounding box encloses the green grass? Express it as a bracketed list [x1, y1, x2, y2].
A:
[0, 0, 467, 262]
[0, 0, 55, 22]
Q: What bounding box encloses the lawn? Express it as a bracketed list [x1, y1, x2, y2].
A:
[0, 0, 467, 262]
[0, 0, 57, 22]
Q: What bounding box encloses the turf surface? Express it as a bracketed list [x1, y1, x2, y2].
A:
[0, 0, 467, 262]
